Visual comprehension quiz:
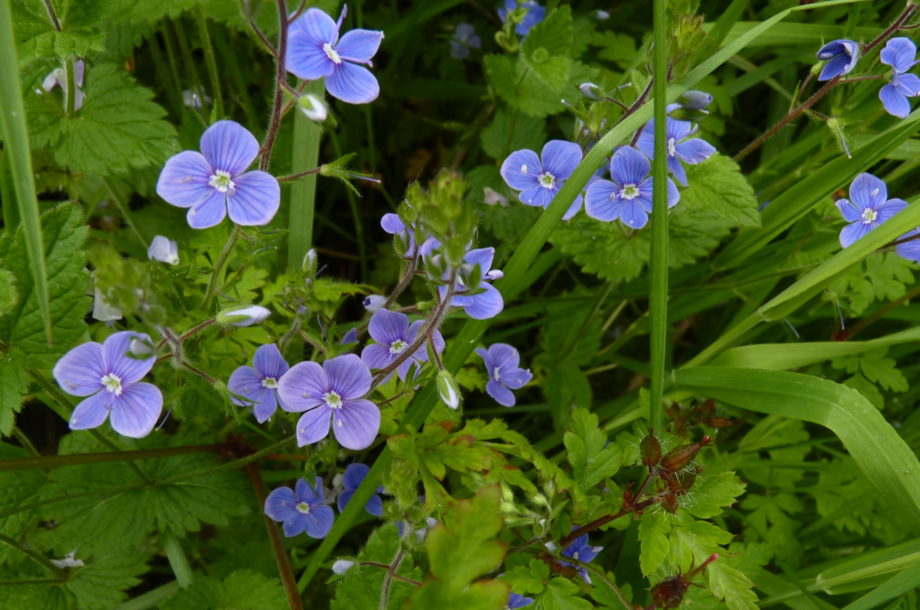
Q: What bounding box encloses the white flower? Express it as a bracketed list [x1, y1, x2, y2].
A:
[332, 559, 355, 575]
[217, 305, 271, 327]
[362, 295, 387, 313]
[147, 235, 179, 265]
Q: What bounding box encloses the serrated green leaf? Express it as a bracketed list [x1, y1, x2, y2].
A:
[0, 268, 17, 316]
[564, 408, 622, 489]
[0, 203, 88, 369]
[0, 358, 27, 436]
[162, 569, 286, 610]
[684, 472, 746, 519]
[501, 559, 549, 595]
[28, 63, 177, 175]
[480, 108, 546, 160]
[485, 54, 566, 118]
[521, 7, 573, 89]
[408, 579, 508, 610]
[638, 511, 671, 576]
[541, 577, 593, 610]
[0, 443, 44, 565]
[332, 524, 421, 610]
[65, 551, 150, 610]
[707, 563, 759, 610]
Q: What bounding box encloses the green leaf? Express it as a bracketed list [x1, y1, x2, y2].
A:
[521, 6, 573, 89]
[564, 408, 623, 489]
[0, 268, 17, 316]
[0, 203, 88, 369]
[66, 551, 150, 610]
[707, 563, 759, 610]
[162, 569, 286, 610]
[541, 577, 594, 610]
[412, 486, 506, 601]
[0, 357, 27, 436]
[28, 63, 177, 175]
[480, 108, 546, 160]
[408, 580, 508, 610]
[683, 471, 746, 519]
[500, 559, 549, 595]
[484, 54, 566, 118]
[331, 524, 421, 610]
[0, 443, 44, 565]
[638, 511, 671, 576]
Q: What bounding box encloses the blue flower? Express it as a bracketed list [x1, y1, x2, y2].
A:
[836, 173, 907, 248]
[336, 463, 384, 516]
[156, 121, 280, 229]
[286, 7, 384, 104]
[450, 22, 481, 60]
[816, 39, 860, 81]
[498, 0, 545, 37]
[264, 477, 335, 538]
[636, 117, 716, 186]
[500, 140, 584, 220]
[561, 533, 603, 584]
[381, 213, 440, 258]
[879, 37, 920, 119]
[896, 228, 920, 263]
[475, 343, 532, 407]
[53, 331, 162, 438]
[507, 592, 535, 608]
[441, 247, 505, 320]
[584, 146, 679, 229]
[361, 309, 445, 382]
[228, 344, 289, 423]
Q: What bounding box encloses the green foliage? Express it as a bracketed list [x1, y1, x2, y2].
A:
[28, 64, 177, 175]
[828, 253, 915, 315]
[564, 408, 623, 490]
[331, 524, 421, 610]
[162, 570, 287, 610]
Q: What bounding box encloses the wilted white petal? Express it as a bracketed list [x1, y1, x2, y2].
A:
[147, 235, 179, 265]
[483, 187, 508, 207]
[51, 551, 84, 569]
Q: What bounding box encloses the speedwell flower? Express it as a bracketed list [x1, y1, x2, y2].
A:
[498, 0, 545, 37]
[500, 140, 584, 220]
[450, 22, 481, 60]
[879, 37, 920, 119]
[278, 354, 380, 450]
[508, 593, 535, 609]
[835, 173, 907, 248]
[264, 477, 334, 538]
[475, 343, 532, 407]
[336, 463, 384, 517]
[561, 533, 603, 584]
[896, 228, 920, 263]
[228, 344, 289, 423]
[441, 247, 505, 320]
[816, 39, 860, 81]
[286, 7, 384, 104]
[156, 120, 280, 229]
[53, 331, 162, 438]
[585, 146, 679, 229]
[38, 60, 85, 111]
[637, 117, 716, 186]
[361, 309, 445, 382]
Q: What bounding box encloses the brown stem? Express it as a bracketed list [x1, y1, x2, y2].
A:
[359, 561, 422, 586]
[383, 253, 419, 310]
[181, 361, 217, 384]
[260, 0, 289, 171]
[277, 167, 322, 183]
[245, 463, 304, 610]
[559, 498, 657, 547]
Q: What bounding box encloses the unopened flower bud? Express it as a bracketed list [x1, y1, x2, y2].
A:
[129, 337, 155, 359]
[363, 295, 387, 313]
[332, 559, 355, 575]
[148, 235, 179, 265]
[437, 369, 461, 409]
[579, 82, 605, 101]
[660, 436, 710, 473]
[302, 248, 317, 275]
[216, 305, 271, 327]
[679, 90, 713, 111]
[640, 432, 662, 468]
[298, 93, 328, 122]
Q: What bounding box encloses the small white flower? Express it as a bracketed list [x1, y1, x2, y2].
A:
[483, 187, 508, 207]
[147, 235, 179, 265]
[298, 93, 328, 122]
[332, 559, 355, 575]
[51, 551, 84, 569]
[217, 305, 272, 327]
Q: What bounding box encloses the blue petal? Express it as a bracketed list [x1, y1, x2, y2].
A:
[464, 247, 495, 274]
[286, 30, 336, 80]
[486, 379, 516, 407]
[365, 493, 384, 517]
[296, 476, 325, 504]
[282, 514, 308, 537]
[380, 213, 406, 234]
[619, 200, 650, 229]
[849, 173, 887, 209]
[611, 146, 650, 186]
[818, 54, 850, 81]
[675, 138, 716, 165]
[336, 488, 355, 513]
[69, 392, 110, 430]
[666, 178, 680, 208]
[839, 221, 871, 248]
[362, 344, 394, 373]
[343, 463, 370, 490]
[368, 309, 409, 345]
[200, 120, 259, 176]
[326, 62, 379, 104]
[540, 140, 582, 181]
[667, 155, 687, 186]
[254, 344, 289, 379]
[880, 83, 910, 118]
[881, 37, 917, 74]
[563, 193, 583, 221]
[324, 354, 371, 399]
[54, 342, 104, 396]
[894, 72, 920, 97]
[278, 361, 327, 412]
[519, 185, 555, 208]
[305, 505, 335, 538]
[454, 282, 504, 320]
[108, 382, 162, 438]
[500, 149, 542, 191]
[489, 343, 520, 370]
[501, 368, 532, 389]
[227, 171, 280, 226]
[186, 191, 227, 229]
[295, 407, 332, 446]
[475, 347, 495, 372]
[836, 198, 862, 223]
[332, 399, 381, 450]
[264, 486, 298, 522]
[584, 179, 621, 222]
[156, 151, 213, 209]
[336, 29, 384, 64]
[290, 8, 339, 45]
[103, 331, 155, 384]
[878, 197, 908, 222]
[896, 228, 920, 262]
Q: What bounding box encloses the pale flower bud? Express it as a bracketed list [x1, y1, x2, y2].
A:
[147, 235, 179, 265]
[216, 305, 271, 327]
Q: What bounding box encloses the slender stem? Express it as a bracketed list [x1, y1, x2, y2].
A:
[63, 59, 76, 118]
[195, 6, 224, 117]
[11, 426, 41, 459]
[201, 226, 241, 309]
[277, 167, 322, 183]
[0, 443, 223, 472]
[735, 3, 917, 161]
[0, 532, 66, 579]
[560, 498, 657, 547]
[162, 534, 194, 587]
[248, 17, 279, 58]
[834, 281, 920, 341]
[358, 561, 422, 588]
[41, 0, 61, 29]
[648, 0, 669, 433]
[245, 463, 304, 610]
[260, 0, 289, 171]
[383, 254, 418, 309]
[104, 178, 147, 248]
[379, 550, 406, 609]
[181, 361, 217, 384]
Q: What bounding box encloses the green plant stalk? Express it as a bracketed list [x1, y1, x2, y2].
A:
[0, 151, 18, 232]
[64, 59, 76, 118]
[202, 226, 241, 309]
[287, 81, 323, 271]
[648, 0, 669, 433]
[195, 6, 224, 118]
[162, 534, 194, 587]
[296, 0, 861, 589]
[112, 582, 181, 610]
[0, 0, 52, 344]
[0, 532, 65, 579]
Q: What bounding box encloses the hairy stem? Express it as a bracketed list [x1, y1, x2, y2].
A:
[260, 0, 289, 171]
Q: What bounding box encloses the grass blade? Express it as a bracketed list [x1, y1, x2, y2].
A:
[286, 82, 323, 271]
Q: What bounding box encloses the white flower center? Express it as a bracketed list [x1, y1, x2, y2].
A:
[100, 373, 123, 396]
[493, 366, 502, 381]
[667, 137, 677, 157]
[208, 170, 235, 193]
[520, 163, 528, 174]
[620, 184, 640, 200]
[295, 501, 311, 514]
[389, 339, 408, 355]
[323, 391, 343, 409]
[861, 208, 878, 224]
[538, 171, 556, 189]
[261, 377, 278, 389]
[323, 42, 342, 64]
